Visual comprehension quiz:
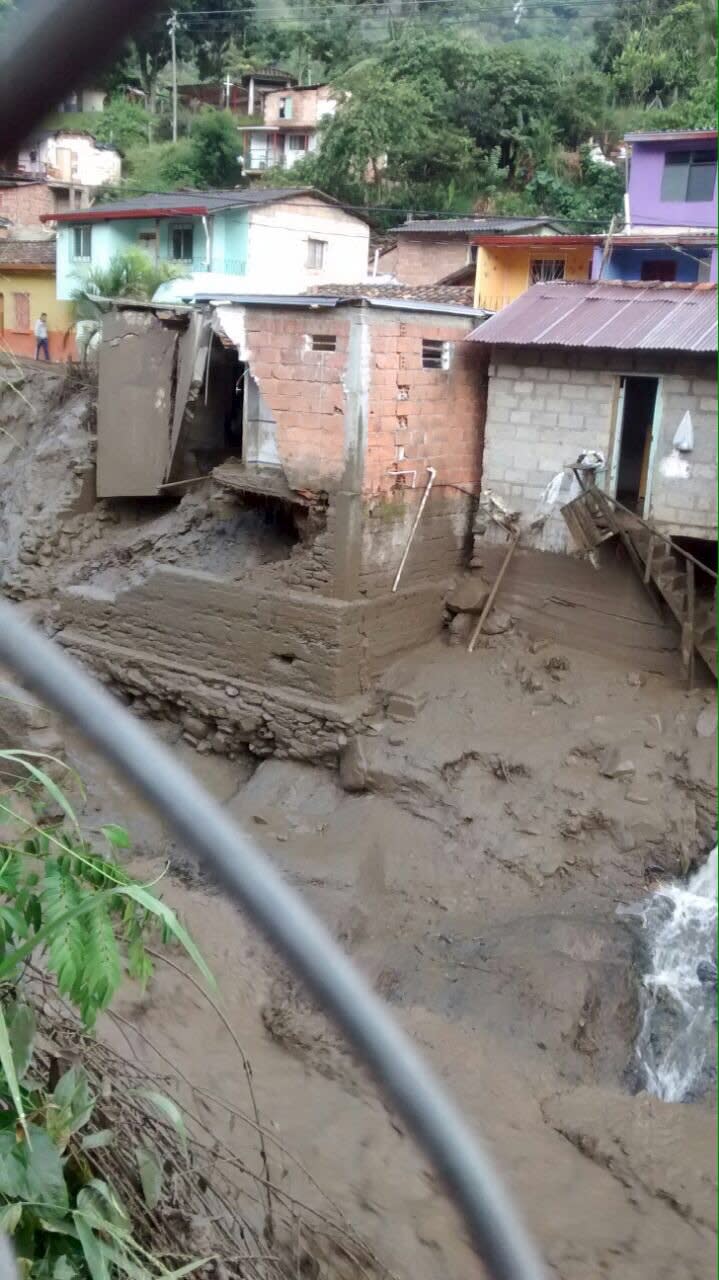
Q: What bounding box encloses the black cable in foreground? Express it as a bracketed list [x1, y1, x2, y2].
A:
[0, 597, 547, 1280]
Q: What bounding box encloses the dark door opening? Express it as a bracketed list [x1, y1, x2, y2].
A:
[640, 259, 677, 282]
[615, 376, 659, 514]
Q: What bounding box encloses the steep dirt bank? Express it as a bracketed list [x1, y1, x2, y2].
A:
[3, 629, 713, 1280]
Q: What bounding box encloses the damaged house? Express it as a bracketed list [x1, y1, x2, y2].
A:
[467, 279, 717, 676]
[56, 283, 488, 758]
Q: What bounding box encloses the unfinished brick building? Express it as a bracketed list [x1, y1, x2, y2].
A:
[56, 286, 488, 758]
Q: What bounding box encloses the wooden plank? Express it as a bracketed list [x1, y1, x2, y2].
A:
[644, 535, 657, 584]
[468, 530, 520, 652]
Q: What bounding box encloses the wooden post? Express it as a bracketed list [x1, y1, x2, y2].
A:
[644, 534, 657, 584]
[467, 530, 520, 653]
[682, 559, 696, 689]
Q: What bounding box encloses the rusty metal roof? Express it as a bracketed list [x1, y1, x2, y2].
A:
[468, 281, 717, 353]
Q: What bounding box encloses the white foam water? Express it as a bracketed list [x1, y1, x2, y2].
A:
[621, 847, 717, 1102]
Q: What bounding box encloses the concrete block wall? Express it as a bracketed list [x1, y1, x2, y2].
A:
[482, 352, 616, 551]
[650, 370, 717, 538]
[482, 348, 717, 552]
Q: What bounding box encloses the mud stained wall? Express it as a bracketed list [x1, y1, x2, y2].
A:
[481, 347, 717, 552]
[97, 311, 179, 498]
[235, 302, 485, 598]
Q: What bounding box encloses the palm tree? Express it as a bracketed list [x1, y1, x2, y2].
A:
[69, 248, 182, 362]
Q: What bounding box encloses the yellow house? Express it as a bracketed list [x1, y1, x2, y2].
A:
[473, 235, 599, 311]
[0, 239, 75, 361]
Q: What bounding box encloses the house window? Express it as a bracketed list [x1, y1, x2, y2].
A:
[661, 149, 717, 203]
[422, 339, 450, 370]
[640, 259, 677, 282]
[279, 95, 293, 119]
[306, 238, 327, 270]
[530, 258, 565, 283]
[171, 226, 194, 261]
[310, 333, 336, 351]
[287, 134, 306, 151]
[72, 225, 92, 261]
[12, 292, 30, 331]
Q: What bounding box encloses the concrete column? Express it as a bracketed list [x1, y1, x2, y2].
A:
[332, 305, 370, 600]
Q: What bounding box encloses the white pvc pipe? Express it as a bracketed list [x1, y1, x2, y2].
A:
[392, 465, 436, 592]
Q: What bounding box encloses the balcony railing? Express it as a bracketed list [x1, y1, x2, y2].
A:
[164, 257, 248, 275]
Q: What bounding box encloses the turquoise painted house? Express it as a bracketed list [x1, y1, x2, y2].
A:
[46, 187, 370, 301]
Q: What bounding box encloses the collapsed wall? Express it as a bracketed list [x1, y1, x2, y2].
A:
[8, 301, 487, 763]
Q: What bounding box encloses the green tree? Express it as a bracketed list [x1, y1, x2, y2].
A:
[298, 68, 475, 204]
[91, 97, 152, 153]
[125, 108, 242, 190]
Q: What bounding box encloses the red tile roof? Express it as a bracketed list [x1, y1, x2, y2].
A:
[0, 239, 55, 267]
[307, 282, 476, 306]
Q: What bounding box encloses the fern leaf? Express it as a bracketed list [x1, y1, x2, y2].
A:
[41, 859, 90, 1009]
[83, 899, 121, 1024]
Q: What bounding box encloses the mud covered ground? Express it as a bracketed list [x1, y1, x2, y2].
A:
[15, 631, 711, 1280]
[1, 361, 716, 1278]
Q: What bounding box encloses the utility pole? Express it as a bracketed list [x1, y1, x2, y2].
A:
[168, 10, 178, 144]
[224, 72, 231, 110]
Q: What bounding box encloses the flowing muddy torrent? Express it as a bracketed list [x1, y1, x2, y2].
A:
[4, 625, 716, 1280]
[623, 846, 717, 1102]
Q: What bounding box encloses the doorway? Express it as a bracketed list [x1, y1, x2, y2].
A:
[612, 375, 660, 515]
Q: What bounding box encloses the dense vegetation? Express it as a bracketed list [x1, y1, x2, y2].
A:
[3, 0, 717, 227]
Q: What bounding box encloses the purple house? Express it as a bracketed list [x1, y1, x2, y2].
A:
[626, 129, 717, 230]
[590, 129, 717, 285]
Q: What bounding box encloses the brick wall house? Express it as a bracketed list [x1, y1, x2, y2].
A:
[384, 216, 564, 287]
[59, 286, 488, 757]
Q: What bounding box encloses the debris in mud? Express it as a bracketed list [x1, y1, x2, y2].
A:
[598, 746, 636, 779]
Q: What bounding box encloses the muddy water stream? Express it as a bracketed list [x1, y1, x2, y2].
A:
[623, 847, 717, 1101]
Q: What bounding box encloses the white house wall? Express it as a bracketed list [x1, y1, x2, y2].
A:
[20, 134, 121, 188]
[245, 196, 369, 292]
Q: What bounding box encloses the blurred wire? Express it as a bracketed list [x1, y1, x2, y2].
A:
[0, 0, 164, 155]
[0, 2, 547, 1273]
[0, 599, 547, 1280]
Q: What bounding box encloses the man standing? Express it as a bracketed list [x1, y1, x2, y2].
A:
[34, 312, 50, 361]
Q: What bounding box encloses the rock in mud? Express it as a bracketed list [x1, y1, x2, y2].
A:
[598, 745, 636, 779]
[445, 576, 491, 614]
[483, 609, 512, 635]
[385, 690, 426, 723]
[339, 736, 370, 792]
[695, 705, 716, 739]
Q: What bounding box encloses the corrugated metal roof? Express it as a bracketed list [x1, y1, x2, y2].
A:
[468, 282, 717, 353]
[48, 187, 336, 222]
[390, 216, 566, 236]
[625, 129, 717, 143]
